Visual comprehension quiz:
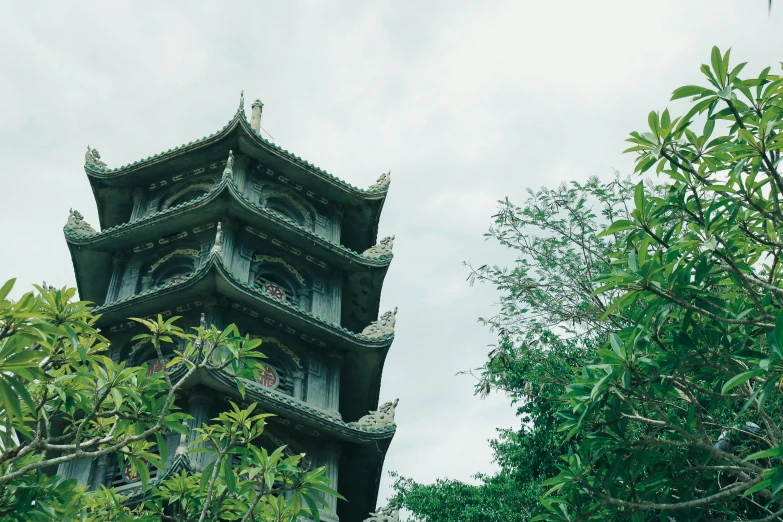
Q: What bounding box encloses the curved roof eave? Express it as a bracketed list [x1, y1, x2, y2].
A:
[84, 109, 389, 202]
[206, 369, 396, 440]
[63, 178, 393, 270]
[91, 254, 395, 351]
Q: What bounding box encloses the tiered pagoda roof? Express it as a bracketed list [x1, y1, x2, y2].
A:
[83, 104, 388, 252]
[63, 96, 399, 522]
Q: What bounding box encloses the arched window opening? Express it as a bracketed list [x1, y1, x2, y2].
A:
[155, 260, 195, 286]
[255, 272, 295, 302]
[167, 189, 208, 209]
[266, 197, 306, 226]
[159, 181, 216, 211]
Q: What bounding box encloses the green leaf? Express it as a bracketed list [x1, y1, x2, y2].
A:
[0, 376, 23, 424]
[711, 46, 723, 84]
[200, 461, 216, 491]
[671, 85, 706, 100]
[110, 387, 123, 409]
[743, 478, 772, 497]
[303, 493, 321, 522]
[609, 334, 625, 359]
[745, 446, 783, 461]
[5, 375, 36, 412]
[775, 311, 783, 358]
[634, 183, 645, 213]
[722, 369, 763, 394]
[591, 372, 614, 400]
[0, 278, 15, 301]
[597, 220, 637, 238]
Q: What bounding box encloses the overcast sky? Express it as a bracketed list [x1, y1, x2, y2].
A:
[1, 0, 781, 513]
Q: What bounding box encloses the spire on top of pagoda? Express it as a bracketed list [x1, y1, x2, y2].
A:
[250, 99, 263, 133]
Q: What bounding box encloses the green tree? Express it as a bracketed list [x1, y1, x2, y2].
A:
[536, 48, 783, 521]
[0, 280, 338, 521]
[393, 177, 639, 520]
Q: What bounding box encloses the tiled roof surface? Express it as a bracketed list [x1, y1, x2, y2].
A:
[85, 109, 389, 196]
[64, 179, 392, 265]
[92, 253, 395, 344]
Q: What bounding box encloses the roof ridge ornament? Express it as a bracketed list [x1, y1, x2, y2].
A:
[85, 145, 107, 169]
[363, 235, 394, 258]
[368, 171, 391, 192]
[363, 500, 400, 522]
[361, 307, 397, 338]
[222, 150, 234, 180]
[210, 222, 223, 256]
[353, 398, 399, 429]
[238, 90, 245, 113]
[64, 209, 96, 235]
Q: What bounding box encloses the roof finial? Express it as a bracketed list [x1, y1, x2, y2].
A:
[210, 222, 224, 256]
[250, 99, 264, 133]
[239, 90, 245, 112]
[223, 150, 234, 180]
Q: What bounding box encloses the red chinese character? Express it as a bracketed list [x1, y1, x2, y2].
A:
[258, 366, 278, 388]
[123, 458, 148, 482]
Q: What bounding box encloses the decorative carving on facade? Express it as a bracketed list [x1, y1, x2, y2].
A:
[160, 182, 215, 210]
[133, 242, 154, 253]
[362, 235, 394, 258]
[257, 164, 329, 205]
[354, 399, 398, 429]
[223, 150, 234, 179]
[246, 225, 268, 240]
[149, 164, 223, 190]
[254, 255, 306, 285]
[259, 336, 303, 368]
[85, 145, 107, 169]
[210, 222, 223, 255]
[65, 209, 96, 235]
[260, 188, 314, 228]
[364, 501, 400, 522]
[157, 231, 188, 245]
[193, 222, 216, 235]
[361, 308, 398, 338]
[271, 238, 301, 255]
[306, 255, 328, 269]
[368, 171, 391, 191]
[148, 249, 199, 273]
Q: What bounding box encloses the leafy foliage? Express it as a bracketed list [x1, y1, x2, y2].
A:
[393, 177, 637, 520]
[397, 48, 783, 522]
[535, 48, 783, 521]
[0, 280, 339, 521]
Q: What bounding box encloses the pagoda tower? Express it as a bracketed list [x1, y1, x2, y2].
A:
[61, 95, 399, 522]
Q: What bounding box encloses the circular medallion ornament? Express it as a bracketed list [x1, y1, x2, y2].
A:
[258, 365, 279, 389]
[146, 358, 170, 377]
[263, 282, 286, 300]
[123, 458, 147, 482]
